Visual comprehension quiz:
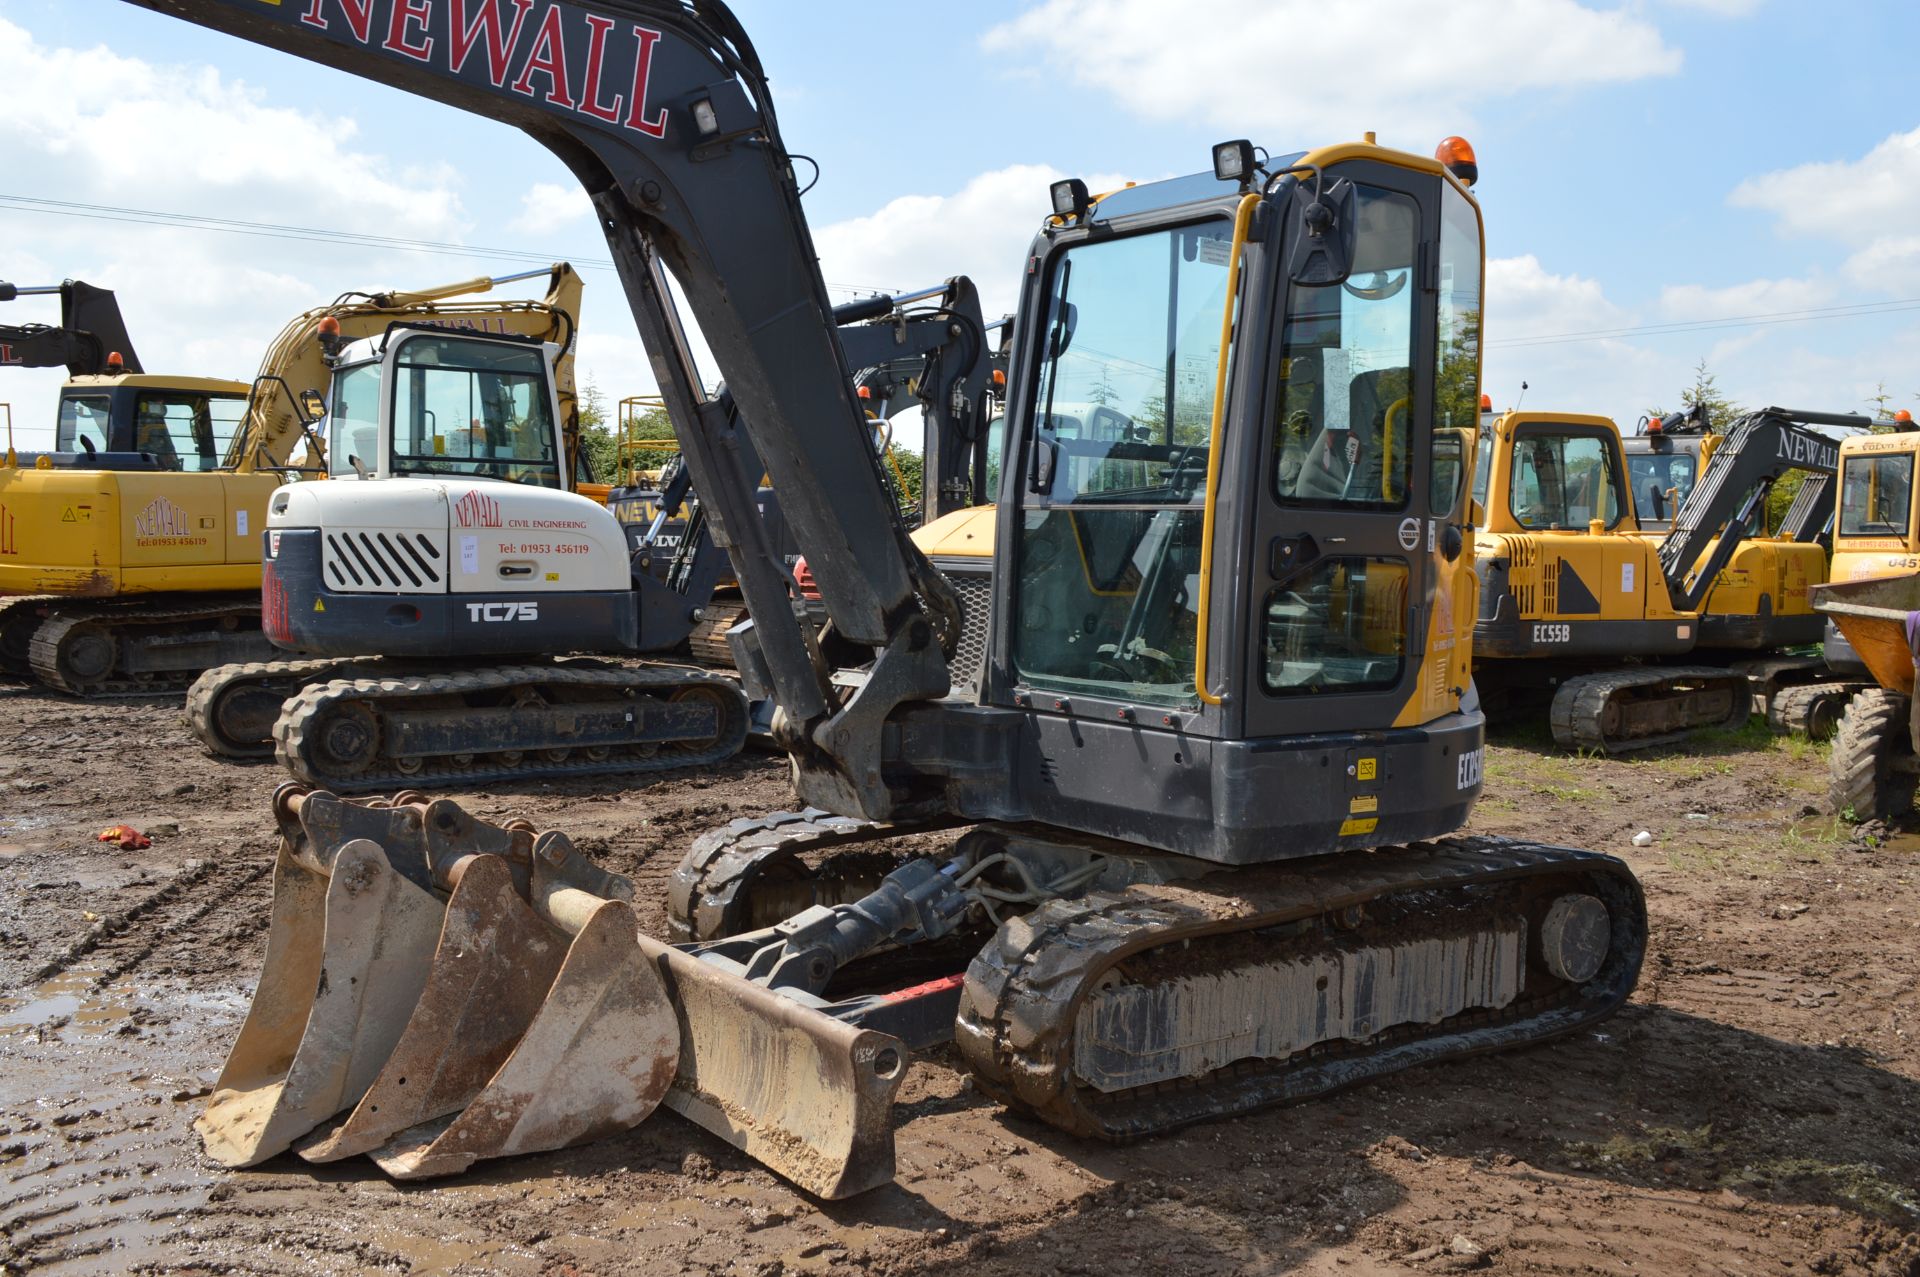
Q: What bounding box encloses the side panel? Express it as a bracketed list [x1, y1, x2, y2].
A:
[0, 468, 120, 594]
[116, 473, 230, 571]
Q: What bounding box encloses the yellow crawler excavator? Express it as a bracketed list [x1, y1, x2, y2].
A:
[0, 265, 585, 697]
[133, 0, 1646, 1201]
[1471, 405, 1863, 750]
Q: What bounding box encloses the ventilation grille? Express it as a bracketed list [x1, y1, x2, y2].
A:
[939, 558, 993, 700]
[1505, 536, 1540, 616]
[324, 530, 443, 593]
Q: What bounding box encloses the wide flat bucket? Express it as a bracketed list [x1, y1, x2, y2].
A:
[1812, 572, 1920, 695]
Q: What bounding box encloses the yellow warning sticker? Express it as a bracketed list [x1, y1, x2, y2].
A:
[313, 598, 326, 612]
[546, 572, 560, 582]
[1356, 757, 1377, 781]
[1339, 816, 1379, 837]
[1349, 795, 1378, 814]
[61, 507, 77, 523]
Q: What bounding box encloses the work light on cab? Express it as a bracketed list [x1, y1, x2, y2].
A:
[1049, 178, 1089, 222]
[1212, 139, 1256, 187]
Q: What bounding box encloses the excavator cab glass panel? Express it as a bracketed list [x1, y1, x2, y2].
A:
[326, 361, 383, 478]
[1839, 453, 1915, 538]
[1011, 220, 1234, 707]
[1508, 427, 1623, 531]
[1274, 188, 1419, 508]
[1260, 181, 1424, 702]
[55, 394, 110, 454]
[1626, 452, 1696, 524]
[390, 336, 561, 488]
[132, 392, 246, 472]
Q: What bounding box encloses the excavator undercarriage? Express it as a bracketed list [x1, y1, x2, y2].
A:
[207, 789, 1644, 1195]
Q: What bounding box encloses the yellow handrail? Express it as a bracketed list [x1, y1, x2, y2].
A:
[1382, 396, 1409, 502]
[1193, 192, 1261, 708]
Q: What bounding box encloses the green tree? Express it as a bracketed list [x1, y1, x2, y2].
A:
[1679, 358, 1743, 433]
[575, 380, 620, 483]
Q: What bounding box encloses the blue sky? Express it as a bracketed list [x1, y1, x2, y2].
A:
[3, 0, 1918, 450]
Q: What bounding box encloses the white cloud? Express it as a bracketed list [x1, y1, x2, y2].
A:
[982, 0, 1681, 141]
[0, 14, 494, 447]
[1731, 126, 1920, 243]
[509, 183, 593, 236]
[1659, 0, 1763, 14]
[1657, 275, 1836, 321]
[811, 163, 1130, 320]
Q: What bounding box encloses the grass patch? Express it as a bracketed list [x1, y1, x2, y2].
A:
[1565, 1125, 1919, 1225]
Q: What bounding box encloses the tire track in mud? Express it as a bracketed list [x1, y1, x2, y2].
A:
[0, 857, 273, 1275]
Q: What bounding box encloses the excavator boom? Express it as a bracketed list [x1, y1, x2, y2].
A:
[127, 0, 948, 816]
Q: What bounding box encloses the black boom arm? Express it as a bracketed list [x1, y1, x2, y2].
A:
[1658, 407, 1866, 612]
[121, 0, 957, 817]
[0, 280, 144, 375]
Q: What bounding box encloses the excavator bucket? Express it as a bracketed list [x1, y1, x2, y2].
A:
[199, 788, 909, 1199]
[195, 792, 448, 1167]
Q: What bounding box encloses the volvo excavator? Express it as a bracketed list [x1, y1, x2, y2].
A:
[0, 265, 586, 696]
[1472, 406, 1862, 750]
[134, 0, 1645, 1200]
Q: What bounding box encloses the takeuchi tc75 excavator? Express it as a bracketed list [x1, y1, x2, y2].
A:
[133, 0, 1647, 1201]
[0, 265, 587, 696]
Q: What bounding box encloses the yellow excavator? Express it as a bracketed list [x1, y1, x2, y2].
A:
[1471, 406, 1862, 749]
[0, 265, 582, 696]
[135, 0, 1646, 1203]
[1812, 416, 1920, 817]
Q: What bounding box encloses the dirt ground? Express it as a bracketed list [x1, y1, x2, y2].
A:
[1, 687, 1916, 1277]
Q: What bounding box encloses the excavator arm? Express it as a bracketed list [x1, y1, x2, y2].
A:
[125, 0, 953, 817]
[1658, 406, 1867, 612]
[0, 279, 144, 375]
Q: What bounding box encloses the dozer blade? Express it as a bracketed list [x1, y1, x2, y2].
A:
[195, 835, 445, 1166]
[644, 932, 907, 1199]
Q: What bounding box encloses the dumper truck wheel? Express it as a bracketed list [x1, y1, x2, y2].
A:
[1828, 689, 1917, 822]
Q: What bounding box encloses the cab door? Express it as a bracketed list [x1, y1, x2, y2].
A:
[1242, 165, 1450, 743]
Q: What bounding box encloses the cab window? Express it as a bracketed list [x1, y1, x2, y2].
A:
[1510, 430, 1622, 530]
[1274, 186, 1419, 508]
[1840, 453, 1915, 538]
[133, 393, 247, 472]
[55, 395, 111, 453]
[392, 337, 561, 488]
[1625, 453, 1697, 523]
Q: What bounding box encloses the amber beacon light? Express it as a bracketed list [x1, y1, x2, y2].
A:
[1435, 136, 1478, 187]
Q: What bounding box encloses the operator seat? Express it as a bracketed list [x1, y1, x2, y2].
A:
[1291, 368, 1403, 503]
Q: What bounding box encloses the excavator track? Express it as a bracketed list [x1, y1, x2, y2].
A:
[1549, 665, 1751, 753]
[186, 658, 374, 758]
[688, 601, 747, 667]
[0, 595, 56, 679]
[955, 836, 1645, 1141]
[275, 662, 749, 792]
[1767, 680, 1859, 741]
[667, 808, 968, 942]
[26, 595, 275, 697]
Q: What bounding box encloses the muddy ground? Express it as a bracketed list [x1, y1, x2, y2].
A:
[0, 688, 1916, 1277]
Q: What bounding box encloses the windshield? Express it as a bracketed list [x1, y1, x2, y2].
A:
[327, 361, 383, 478]
[1510, 429, 1622, 530]
[1011, 219, 1235, 707]
[1626, 452, 1697, 524]
[55, 394, 111, 454]
[1840, 453, 1915, 538]
[392, 336, 560, 487]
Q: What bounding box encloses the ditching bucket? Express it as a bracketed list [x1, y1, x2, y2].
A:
[199, 788, 910, 1198]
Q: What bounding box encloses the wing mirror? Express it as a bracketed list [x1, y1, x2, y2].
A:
[1286, 177, 1356, 287]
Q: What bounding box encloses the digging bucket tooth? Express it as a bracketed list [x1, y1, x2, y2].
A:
[196, 786, 448, 1168]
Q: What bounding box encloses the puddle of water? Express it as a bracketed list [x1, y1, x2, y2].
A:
[0, 967, 133, 1036]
